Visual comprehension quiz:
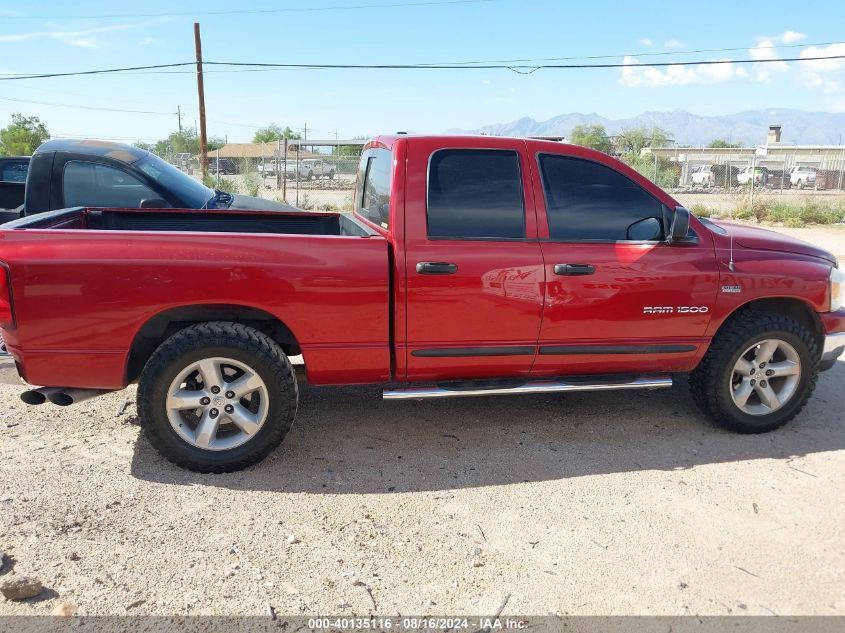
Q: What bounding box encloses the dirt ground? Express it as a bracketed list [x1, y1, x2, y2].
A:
[0, 226, 844, 617]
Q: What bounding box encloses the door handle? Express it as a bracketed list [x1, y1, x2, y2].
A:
[416, 261, 458, 275]
[554, 263, 595, 276]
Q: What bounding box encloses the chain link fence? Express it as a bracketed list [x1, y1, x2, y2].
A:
[202, 141, 364, 212]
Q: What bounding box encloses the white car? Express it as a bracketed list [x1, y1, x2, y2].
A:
[789, 166, 817, 189]
[690, 165, 715, 187]
[293, 159, 336, 180]
[737, 166, 768, 185]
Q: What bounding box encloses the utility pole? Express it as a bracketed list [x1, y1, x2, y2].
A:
[194, 23, 208, 176]
[177, 105, 182, 133]
[303, 122, 308, 140]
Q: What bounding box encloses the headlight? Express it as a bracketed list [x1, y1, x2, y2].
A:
[831, 267, 845, 312]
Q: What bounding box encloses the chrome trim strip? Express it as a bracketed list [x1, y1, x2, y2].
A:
[383, 375, 672, 400]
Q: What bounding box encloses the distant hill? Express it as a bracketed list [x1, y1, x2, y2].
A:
[451, 109, 845, 146]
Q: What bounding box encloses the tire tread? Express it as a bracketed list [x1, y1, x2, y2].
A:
[690, 309, 819, 433]
[137, 321, 297, 473]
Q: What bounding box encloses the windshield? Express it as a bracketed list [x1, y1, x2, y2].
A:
[134, 152, 215, 208]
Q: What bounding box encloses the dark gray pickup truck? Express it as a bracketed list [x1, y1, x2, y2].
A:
[0, 139, 295, 224]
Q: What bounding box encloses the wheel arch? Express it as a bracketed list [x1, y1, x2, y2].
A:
[125, 304, 301, 384]
[712, 296, 824, 350]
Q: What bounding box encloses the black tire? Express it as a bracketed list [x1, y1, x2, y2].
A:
[328, 172, 335, 180]
[137, 322, 298, 473]
[690, 310, 819, 433]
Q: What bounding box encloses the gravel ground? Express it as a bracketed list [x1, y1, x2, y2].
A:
[1, 225, 844, 617]
[0, 356, 843, 616]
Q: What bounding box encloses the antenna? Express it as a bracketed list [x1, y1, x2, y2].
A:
[728, 224, 735, 272]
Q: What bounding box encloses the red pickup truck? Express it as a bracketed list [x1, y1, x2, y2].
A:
[1, 135, 843, 472]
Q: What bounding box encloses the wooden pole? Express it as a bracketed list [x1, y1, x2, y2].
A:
[194, 23, 208, 177]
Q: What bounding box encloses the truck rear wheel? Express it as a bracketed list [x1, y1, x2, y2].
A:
[137, 322, 298, 473]
[690, 310, 819, 433]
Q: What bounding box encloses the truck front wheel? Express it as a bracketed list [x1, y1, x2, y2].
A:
[137, 322, 298, 472]
[690, 310, 819, 433]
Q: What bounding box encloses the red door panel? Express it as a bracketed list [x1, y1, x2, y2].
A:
[524, 140, 720, 377]
[534, 240, 719, 375]
[403, 138, 544, 382]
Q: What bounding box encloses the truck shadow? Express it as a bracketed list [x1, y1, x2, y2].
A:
[130, 361, 845, 494]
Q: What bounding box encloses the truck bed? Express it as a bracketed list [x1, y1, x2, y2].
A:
[2, 206, 374, 236]
[0, 206, 390, 389]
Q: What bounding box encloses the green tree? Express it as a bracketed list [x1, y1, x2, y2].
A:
[252, 124, 301, 144]
[208, 136, 226, 151]
[569, 124, 612, 153]
[0, 113, 50, 156]
[333, 136, 368, 157]
[707, 138, 741, 149]
[615, 126, 671, 156]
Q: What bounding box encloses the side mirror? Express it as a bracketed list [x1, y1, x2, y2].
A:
[139, 198, 171, 209]
[668, 206, 690, 243]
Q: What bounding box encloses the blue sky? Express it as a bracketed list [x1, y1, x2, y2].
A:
[1, 0, 845, 143]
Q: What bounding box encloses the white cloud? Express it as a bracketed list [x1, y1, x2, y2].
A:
[663, 39, 686, 49]
[799, 42, 845, 93]
[0, 19, 172, 49]
[748, 40, 790, 81]
[638, 38, 653, 47]
[780, 30, 806, 43]
[619, 56, 748, 87]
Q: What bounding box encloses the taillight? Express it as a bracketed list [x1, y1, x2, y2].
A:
[0, 265, 13, 328]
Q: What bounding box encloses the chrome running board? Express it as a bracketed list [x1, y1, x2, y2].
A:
[383, 375, 672, 400]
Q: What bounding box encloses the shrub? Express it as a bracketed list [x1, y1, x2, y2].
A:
[731, 197, 844, 226]
[298, 193, 315, 210]
[202, 174, 239, 193]
[733, 196, 769, 223]
[690, 203, 712, 218]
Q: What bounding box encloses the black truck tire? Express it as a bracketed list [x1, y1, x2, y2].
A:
[137, 321, 298, 472]
[689, 310, 819, 433]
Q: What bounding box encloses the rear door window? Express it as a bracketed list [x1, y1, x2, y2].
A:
[426, 149, 524, 239]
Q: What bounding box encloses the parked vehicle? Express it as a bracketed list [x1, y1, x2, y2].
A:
[790, 166, 817, 189]
[0, 139, 296, 224]
[690, 165, 715, 187]
[2, 135, 843, 472]
[286, 158, 337, 180]
[0, 156, 30, 213]
[737, 166, 768, 186]
[208, 157, 238, 175]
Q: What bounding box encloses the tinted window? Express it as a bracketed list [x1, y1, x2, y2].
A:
[64, 161, 160, 208]
[0, 161, 28, 183]
[135, 153, 214, 207]
[427, 149, 524, 239]
[357, 149, 392, 228]
[539, 154, 664, 241]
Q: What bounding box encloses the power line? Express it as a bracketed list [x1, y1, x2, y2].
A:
[0, 0, 501, 20]
[0, 95, 175, 115]
[0, 62, 194, 80]
[415, 40, 845, 66]
[2, 54, 843, 82]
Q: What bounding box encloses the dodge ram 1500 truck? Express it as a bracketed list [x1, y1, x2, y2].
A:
[1, 135, 843, 472]
[0, 139, 295, 224]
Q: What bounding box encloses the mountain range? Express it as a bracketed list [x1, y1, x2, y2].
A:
[452, 109, 845, 147]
